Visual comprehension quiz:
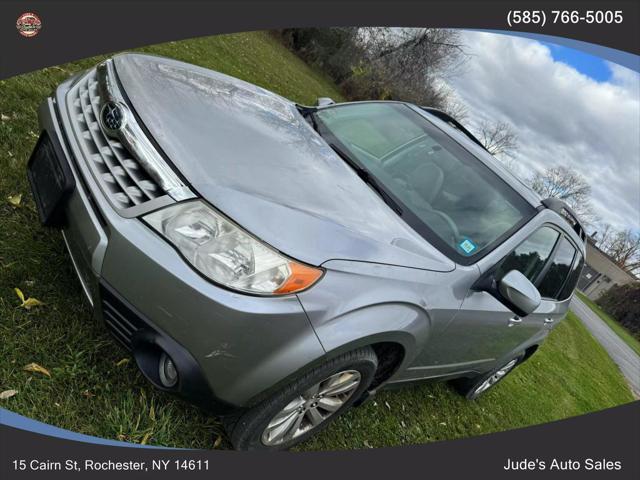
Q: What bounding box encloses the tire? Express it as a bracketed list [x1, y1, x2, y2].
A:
[226, 346, 378, 451]
[453, 352, 524, 400]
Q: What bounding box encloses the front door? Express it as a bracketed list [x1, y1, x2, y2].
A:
[420, 225, 564, 374]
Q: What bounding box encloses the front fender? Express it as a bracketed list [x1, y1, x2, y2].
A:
[297, 260, 466, 373]
[307, 302, 430, 370]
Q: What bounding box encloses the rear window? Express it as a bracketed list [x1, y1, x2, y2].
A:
[315, 103, 535, 263]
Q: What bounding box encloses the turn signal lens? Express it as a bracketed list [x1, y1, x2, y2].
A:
[275, 262, 324, 294]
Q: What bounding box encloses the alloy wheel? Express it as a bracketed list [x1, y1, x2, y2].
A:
[473, 358, 518, 396]
[261, 370, 362, 446]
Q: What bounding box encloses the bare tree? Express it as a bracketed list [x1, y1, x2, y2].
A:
[366, 28, 466, 79]
[359, 28, 468, 107]
[593, 223, 615, 249]
[597, 228, 640, 274]
[529, 166, 597, 225]
[477, 120, 519, 158]
[442, 96, 469, 124]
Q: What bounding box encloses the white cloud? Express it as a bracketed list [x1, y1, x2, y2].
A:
[448, 31, 639, 232]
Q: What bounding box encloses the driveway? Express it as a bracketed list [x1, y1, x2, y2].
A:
[571, 296, 640, 397]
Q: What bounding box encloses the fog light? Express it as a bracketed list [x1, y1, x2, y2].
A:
[159, 352, 178, 388]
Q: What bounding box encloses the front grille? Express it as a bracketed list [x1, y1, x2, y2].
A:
[67, 70, 162, 211]
[100, 283, 145, 350]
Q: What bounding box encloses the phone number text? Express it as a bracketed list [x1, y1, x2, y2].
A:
[507, 10, 623, 28]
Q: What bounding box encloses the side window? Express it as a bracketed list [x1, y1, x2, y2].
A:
[496, 227, 559, 282]
[559, 252, 584, 300]
[537, 237, 577, 300]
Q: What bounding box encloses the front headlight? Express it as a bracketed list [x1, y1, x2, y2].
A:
[143, 201, 323, 295]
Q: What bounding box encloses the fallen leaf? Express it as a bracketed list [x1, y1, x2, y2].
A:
[14, 288, 44, 309]
[1, 114, 9, 121]
[384, 401, 391, 410]
[7, 194, 22, 207]
[22, 297, 45, 309]
[23, 362, 51, 377]
[0, 390, 18, 400]
[438, 422, 447, 426]
[117, 434, 127, 441]
[14, 287, 25, 303]
[213, 435, 222, 449]
[54, 402, 61, 407]
[115, 358, 130, 367]
[140, 432, 152, 445]
[82, 390, 95, 398]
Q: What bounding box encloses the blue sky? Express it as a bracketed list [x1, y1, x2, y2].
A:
[542, 42, 612, 82]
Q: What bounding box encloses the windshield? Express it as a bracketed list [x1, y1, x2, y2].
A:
[314, 102, 535, 261]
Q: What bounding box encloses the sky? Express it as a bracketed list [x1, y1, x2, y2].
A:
[447, 31, 640, 234]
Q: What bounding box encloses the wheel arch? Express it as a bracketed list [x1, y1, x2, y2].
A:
[369, 341, 407, 390]
[242, 332, 414, 411]
[242, 301, 431, 410]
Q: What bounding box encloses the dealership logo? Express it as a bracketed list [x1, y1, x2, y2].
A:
[16, 12, 41, 38]
[100, 101, 127, 133]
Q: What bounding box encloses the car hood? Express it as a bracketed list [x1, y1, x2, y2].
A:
[113, 53, 455, 272]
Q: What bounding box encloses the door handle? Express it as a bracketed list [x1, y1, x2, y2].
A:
[508, 316, 522, 327]
[544, 317, 554, 324]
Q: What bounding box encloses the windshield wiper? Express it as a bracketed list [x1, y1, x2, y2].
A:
[328, 143, 403, 216]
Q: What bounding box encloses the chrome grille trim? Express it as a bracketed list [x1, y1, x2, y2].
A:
[97, 60, 194, 201]
[64, 62, 195, 216]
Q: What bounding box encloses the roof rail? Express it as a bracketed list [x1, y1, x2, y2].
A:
[541, 198, 587, 243]
[420, 107, 488, 152]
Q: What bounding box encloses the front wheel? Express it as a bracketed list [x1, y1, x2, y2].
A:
[226, 347, 378, 450]
[453, 353, 524, 400]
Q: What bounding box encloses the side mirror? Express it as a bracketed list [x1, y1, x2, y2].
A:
[498, 270, 541, 316]
[316, 97, 335, 107]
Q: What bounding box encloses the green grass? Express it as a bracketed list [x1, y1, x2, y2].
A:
[0, 32, 634, 450]
[575, 291, 640, 356]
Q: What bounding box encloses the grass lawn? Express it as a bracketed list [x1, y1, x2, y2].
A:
[0, 32, 634, 450]
[575, 291, 640, 357]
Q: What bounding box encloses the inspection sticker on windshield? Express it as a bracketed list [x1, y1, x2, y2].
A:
[458, 238, 477, 255]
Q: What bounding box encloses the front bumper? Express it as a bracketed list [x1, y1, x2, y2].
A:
[31, 80, 326, 413]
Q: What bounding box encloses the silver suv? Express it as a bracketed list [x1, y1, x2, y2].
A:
[27, 53, 586, 450]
